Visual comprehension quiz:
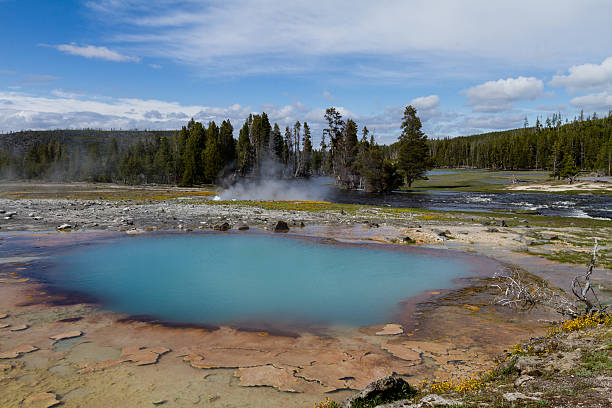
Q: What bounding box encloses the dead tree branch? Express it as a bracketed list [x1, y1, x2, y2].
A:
[492, 240, 605, 317]
[571, 239, 605, 314]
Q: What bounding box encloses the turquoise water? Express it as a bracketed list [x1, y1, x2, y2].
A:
[49, 234, 475, 327]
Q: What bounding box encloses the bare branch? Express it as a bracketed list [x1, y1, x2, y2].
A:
[492, 240, 605, 318]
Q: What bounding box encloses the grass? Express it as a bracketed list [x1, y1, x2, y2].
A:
[575, 349, 612, 377]
[399, 169, 612, 196]
[202, 198, 612, 229]
[0, 186, 218, 201]
[518, 248, 612, 270]
[405, 169, 550, 193]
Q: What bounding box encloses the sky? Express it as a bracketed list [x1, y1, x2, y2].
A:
[1, 0, 612, 144]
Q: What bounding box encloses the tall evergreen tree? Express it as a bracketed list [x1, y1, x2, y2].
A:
[397, 105, 430, 187]
[270, 123, 284, 161]
[219, 120, 236, 171]
[302, 122, 313, 177]
[204, 121, 223, 182]
[237, 117, 254, 175]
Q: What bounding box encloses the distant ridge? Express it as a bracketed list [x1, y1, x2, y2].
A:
[0, 129, 176, 155]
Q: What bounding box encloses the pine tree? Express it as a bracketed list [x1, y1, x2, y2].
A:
[237, 117, 253, 176]
[323, 107, 344, 174]
[204, 122, 223, 183]
[271, 123, 284, 161]
[397, 105, 430, 187]
[182, 120, 206, 185]
[302, 122, 313, 177]
[559, 153, 579, 183]
[219, 120, 236, 172]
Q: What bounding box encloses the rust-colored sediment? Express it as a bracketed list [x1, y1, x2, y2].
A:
[0, 231, 556, 407]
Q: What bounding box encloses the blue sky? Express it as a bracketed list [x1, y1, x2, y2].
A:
[1, 0, 612, 144]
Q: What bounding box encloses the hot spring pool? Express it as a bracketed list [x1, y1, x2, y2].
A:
[46, 233, 486, 328]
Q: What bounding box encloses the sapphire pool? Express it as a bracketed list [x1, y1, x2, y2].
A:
[45, 233, 486, 328]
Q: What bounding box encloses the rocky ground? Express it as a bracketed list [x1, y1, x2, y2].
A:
[324, 314, 612, 408]
[0, 182, 611, 407]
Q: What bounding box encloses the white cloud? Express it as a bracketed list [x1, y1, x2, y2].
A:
[0, 90, 246, 131]
[0, 90, 408, 143]
[410, 95, 440, 120]
[52, 44, 140, 62]
[465, 76, 544, 112]
[0, 89, 550, 143]
[569, 91, 612, 111]
[86, 1, 612, 75]
[550, 56, 612, 92]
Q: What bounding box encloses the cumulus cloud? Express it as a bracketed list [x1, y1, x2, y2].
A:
[569, 92, 612, 111]
[0, 89, 542, 143]
[549, 56, 612, 92]
[410, 95, 440, 120]
[548, 56, 612, 112]
[0, 91, 247, 132]
[0, 89, 418, 143]
[50, 43, 140, 62]
[465, 76, 544, 112]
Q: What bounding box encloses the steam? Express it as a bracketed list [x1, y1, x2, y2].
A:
[217, 177, 332, 201]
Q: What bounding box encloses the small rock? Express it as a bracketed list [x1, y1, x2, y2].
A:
[213, 222, 231, 231]
[420, 393, 464, 406]
[10, 324, 28, 331]
[300, 221, 305, 228]
[514, 355, 542, 376]
[403, 236, 416, 244]
[274, 221, 290, 232]
[486, 227, 499, 233]
[237, 224, 249, 231]
[341, 375, 415, 408]
[152, 399, 167, 405]
[375, 400, 419, 408]
[56, 224, 72, 231]
[502, 392, 540, 402]
[514, 374, 534, 387]
[0, 313, 8, 319]
[435, 229, 452, 238]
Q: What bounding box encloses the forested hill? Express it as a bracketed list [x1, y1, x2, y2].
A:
[429, 113, 612, 175]
[0, 129, 175, 155]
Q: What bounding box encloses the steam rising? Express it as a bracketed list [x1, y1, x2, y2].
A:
[217, 178, 332, 201]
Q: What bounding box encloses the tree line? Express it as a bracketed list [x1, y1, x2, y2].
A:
[429, 111, 612, 176]
[0, 106, 431, 192]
